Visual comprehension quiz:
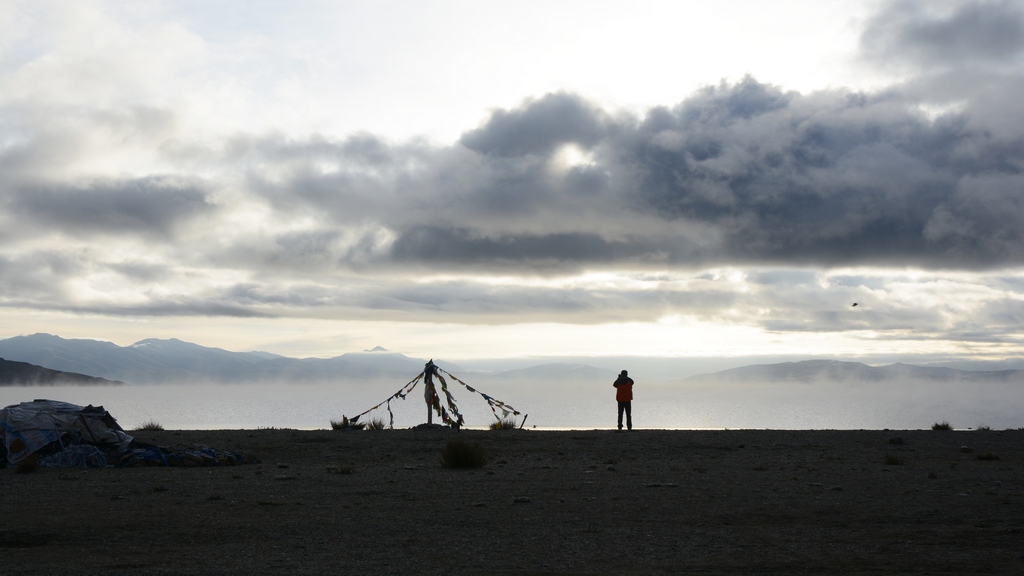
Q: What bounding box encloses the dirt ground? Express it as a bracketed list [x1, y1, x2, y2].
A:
[3, 428, 1023, 575]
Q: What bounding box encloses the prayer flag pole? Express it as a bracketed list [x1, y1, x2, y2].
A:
[424, 360, 436, 425]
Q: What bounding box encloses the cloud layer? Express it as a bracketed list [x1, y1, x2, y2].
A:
[1, 1, 1023, 353]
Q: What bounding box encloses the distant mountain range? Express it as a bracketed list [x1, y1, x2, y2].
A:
[490, 363, 614, 382]
[3, 334, 1021, 387]
[0, 333, 616, 385]
[684, 359, 1024, 385]
[0, 357, 123, 386]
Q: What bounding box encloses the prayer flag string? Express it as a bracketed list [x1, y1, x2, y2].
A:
[346, 373, 422, 426]
[434, 373, 465, 428]
[344, 365, 522, 428]
[437, 367, 521, 421]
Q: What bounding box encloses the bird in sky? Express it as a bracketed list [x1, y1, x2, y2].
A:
[852, 303, 858, 307]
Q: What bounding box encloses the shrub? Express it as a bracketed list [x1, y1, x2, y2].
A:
[133, 420, 164, 431]
[440, 438, 487, 469]
[489, 415, 519, 430]
[976, 424, 991, 431]
[364, 414, 388, 431]
[883, 454, 903, 465]
[932, 421, 952, 431]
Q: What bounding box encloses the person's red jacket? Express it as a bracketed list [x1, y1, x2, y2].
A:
[613, 375, 633, 402]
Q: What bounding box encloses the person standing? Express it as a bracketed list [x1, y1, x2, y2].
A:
[613, 369, 634, 430]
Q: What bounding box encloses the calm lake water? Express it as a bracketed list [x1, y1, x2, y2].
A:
[2, 379, 1022, 431]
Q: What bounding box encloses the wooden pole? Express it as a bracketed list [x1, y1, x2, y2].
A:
[423, 363, 434, 425]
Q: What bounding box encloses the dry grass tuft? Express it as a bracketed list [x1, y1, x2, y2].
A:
[440, 438, 487, 469]
[133, 420, 164, 431]
[364, 414, 389, 431]
[489, 415, 519, 430]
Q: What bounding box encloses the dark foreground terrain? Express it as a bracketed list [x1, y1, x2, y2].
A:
[3, 428, 1023, 575]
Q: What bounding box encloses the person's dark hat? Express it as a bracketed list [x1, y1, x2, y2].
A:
[620, 370, 628, 376]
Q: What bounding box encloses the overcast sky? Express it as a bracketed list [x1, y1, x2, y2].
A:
[2, 0, 1024, 364]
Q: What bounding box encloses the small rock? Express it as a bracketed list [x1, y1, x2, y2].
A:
[888, 436, 904, 445]
[960, 446, 973, 453]
[274, 475, 297, 481]
[928, 471, 938, 479]
[277, 463, 290, 469]
[606, 466, 617, 472]
[829, 486, 843, 492]
[513, 496, 532, 504]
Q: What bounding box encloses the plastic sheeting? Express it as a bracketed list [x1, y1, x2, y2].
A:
[39, 444, 108, 468]
[0, 399, 133, 465]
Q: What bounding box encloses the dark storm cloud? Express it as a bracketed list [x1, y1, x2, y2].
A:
[19, 299, 274, 319]
[459, 92, 610, 156]
[7, 176, 214, 238]
[202, 276, 740, 324]
[389, 227, 674, 266]
[613, 79, 981, 266]
[861, 0, 1024, 68]
[231, 72, 1023, 271]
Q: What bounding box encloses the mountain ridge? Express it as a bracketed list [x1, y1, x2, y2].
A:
[684, 359, 1024, 385]
[0, 357, 124, 386]
[0, 334, 518, 384]
[4, 334, 1023, 386]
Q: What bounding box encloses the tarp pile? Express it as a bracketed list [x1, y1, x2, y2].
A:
[345, 366, 521, 429]
[1, 399, 256, 468]
[1, 399, 132, 465]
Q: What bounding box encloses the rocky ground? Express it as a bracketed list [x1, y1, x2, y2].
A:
[3, 428, 1023, 575]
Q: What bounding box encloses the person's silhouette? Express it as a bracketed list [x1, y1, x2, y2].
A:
[613, 369, 634, 430]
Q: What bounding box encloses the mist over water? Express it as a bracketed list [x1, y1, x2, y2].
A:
[2, 378, 1021, 431]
